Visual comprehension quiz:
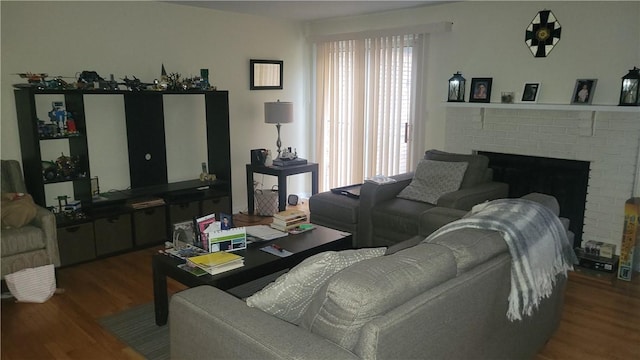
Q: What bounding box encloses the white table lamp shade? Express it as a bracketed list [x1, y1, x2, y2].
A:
[264, 101, 293, 124]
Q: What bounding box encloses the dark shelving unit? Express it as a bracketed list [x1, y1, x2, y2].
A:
[14, 88, 233, 266]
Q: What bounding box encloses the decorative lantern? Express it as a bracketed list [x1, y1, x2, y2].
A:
[619, 67, 640, 106]
[448, 72, 466, 102]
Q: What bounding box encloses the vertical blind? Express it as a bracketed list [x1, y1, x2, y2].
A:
[315, 34, 422, 190]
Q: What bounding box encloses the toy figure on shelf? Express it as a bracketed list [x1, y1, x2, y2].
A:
[167, 72, 181, 91]
[55, 153, 83, 180]
[66, 114, 77, 134]
[38, 120, 58, 138]
[48, 101, 69, 136]
[121, 76, 151, 91]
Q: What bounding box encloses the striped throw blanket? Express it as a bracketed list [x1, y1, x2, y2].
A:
[425, 198, 578, 321]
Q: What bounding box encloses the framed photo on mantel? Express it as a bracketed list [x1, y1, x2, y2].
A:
[522, 83, 540, 102]
[469, 78, 492, 103]
[571, 79, 597, 105]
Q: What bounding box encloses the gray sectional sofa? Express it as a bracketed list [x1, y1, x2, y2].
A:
[310, 150, 508, 248]
[169, 194, 573, 360]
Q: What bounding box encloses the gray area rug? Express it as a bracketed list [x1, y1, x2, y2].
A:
[99, 303, 169, 360]
[98, 272, 285, 360]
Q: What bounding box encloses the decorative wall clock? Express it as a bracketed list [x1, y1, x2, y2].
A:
[525, 10, 561, 58]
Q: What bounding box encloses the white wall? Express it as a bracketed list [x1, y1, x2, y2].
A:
[306, 1, 640, 152]
[3, 1, 639, 212]
[1, 1, 310, 213]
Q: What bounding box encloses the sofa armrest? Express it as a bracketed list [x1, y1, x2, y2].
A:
[357, 172, 414, 247]
[436, 182, 509, 211]
[170, 286, 358, 360]
[30, 207, 60, 267]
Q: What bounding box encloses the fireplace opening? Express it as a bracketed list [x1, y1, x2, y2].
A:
[478, 151, 590, 248]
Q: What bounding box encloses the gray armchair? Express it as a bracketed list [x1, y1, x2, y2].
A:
[358, 150, 508, 247]
[1, 160, 59, 278]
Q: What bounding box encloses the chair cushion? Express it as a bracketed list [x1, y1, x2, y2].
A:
[424, 150, 489, 188]
[246, 247, 386, 324]
[397, 159, 468, 205]
[1, 226, 47, 257]
[301, 243, 456, 351]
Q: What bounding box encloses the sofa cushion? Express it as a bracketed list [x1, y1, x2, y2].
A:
[424, 149, 489, 188]
[1, 226, 47, 257]
[371, 197, 435, 237]
[301, 243, 457, 351]
[397, 159, 468, 205]
[246, 247, 386, 324]
[424, 228, 508, 275]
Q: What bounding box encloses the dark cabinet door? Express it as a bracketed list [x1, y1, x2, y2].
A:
[124, 93, 168, 188]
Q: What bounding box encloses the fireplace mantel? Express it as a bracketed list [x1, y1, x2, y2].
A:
[444, 103, 639, 136]
[444, 102, 640, 113]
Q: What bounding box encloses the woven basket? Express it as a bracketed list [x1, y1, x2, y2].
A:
[255, 186, 278, 216]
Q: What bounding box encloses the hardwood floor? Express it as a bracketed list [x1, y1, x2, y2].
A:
[2, 213, 639, 359]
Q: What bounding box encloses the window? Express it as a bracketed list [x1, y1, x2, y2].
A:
[315, 34, 422, 190]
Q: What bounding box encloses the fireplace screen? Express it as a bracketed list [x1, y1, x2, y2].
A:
[478, 151, 589, 248]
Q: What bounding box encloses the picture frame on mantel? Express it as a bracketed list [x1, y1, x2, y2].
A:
[571, 79, 597, 105]
[469, 78, 492, 103]
[521, 83, 540, 102]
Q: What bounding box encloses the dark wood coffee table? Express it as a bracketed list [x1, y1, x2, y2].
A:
[152, 225, 352, 325]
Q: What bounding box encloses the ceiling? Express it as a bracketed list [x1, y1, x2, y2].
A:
[168, 1, 447, 22]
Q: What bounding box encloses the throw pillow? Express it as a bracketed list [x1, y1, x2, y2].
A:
[245, 247, 386, 324]
[1, 193, 37, 229]
[300, 243, 457, 351]
[397, 159, 468, 205]
[424, 150, 489, 188]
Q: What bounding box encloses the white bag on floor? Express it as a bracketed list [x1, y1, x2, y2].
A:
[5, 264, 56, 303]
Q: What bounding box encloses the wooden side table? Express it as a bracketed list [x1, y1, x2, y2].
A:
[246, 162, 319, 214]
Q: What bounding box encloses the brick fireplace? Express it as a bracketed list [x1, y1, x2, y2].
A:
[444, 106, 640, 255]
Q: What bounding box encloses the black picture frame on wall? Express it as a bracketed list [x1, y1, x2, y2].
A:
[469, 78, 492, 103]
[250, 59, 283, 90]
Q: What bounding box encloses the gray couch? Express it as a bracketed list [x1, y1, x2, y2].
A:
[169, 194, 569, 360]
[310, 150, 508, 248]
[1, 160, 60, 278]
[359, 150, 508, 247]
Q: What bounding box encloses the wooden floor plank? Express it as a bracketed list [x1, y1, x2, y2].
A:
[2, 212, 638, 359]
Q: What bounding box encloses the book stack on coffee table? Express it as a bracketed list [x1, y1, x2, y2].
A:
[270, 209, 308, 232]
[187, 251, 244, 275]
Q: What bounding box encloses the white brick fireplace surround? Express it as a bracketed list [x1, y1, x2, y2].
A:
[444, 105, 640, 256]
